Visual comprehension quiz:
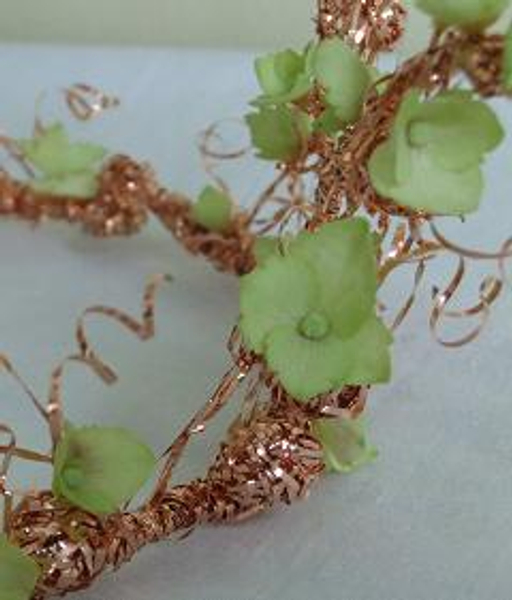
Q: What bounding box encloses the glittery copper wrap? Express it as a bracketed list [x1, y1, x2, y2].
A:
[315, 31, 462, 222]
[9, 405, 324, 598]
[2, 4, 512, 600]
[0, 157, 152, 236]
[462, 34, 509, 98]
[0, 156, 255, 276]
[147, 190, 256, 275]
[316, 0, 406, 53]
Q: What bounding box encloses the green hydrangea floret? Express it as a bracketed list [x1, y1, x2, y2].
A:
[53, 424, 156, 515]
[311, 38, 372, 124]
[192, 185, 233, 233]
[254, 48, 313, 105]
[312, 416, 378, 473]
[18, 123, 107, 198]
[415, 0, 511, 30]
[240, 218, 393, 401]
[368, 90, 504, 215]
[245, 105, 312, 162]
[504, 24, 512, 91]
[0, 535, 40, 600]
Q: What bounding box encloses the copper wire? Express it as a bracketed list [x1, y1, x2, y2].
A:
[46, 274, 171, 446]
[2, 5, 512, 598]
[64, 84, 120, 121]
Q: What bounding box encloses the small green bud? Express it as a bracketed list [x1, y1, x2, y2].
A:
[192, 186, 233, 233]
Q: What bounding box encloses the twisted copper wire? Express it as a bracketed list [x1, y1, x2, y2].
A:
[316, 0, 406, 55]
[9, 403, 325, 598]
[2, 3, 512, 599]
[0, 156, 255, 276]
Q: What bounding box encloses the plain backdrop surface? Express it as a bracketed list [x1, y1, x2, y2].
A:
[0, 44, 511, 600]
[4, 0, 511, 50]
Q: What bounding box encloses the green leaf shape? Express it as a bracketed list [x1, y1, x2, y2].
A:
[408, 93, 504, 171]
[291, 219, 379, 338]
[368, 90, 503, 215]
[503, 24, 512, 91]
[30, 171, 100, 198]
[245, 106, 312, 162]
[415, 0, 510, 29]
[239, 218, 392, 401]
[17, 123, 107, 198]
[192, 185, 233, 233]
[53, 425, 156, 515]
[0, 535, 40, 600]
[254, 236, 280, 264]
[312, 416, 378, 473]
[254, 49, 313, 105]
[265, 314, 391, 400]
[313, 107, 345, 137]
[370, 132, 484, 214]
[312, 38, 371, 123]
[240, 252, 318, 354]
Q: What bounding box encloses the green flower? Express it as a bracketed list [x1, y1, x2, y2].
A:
[254, 48, 313, 105]
[53, 425, 156, 515]
[0, 536, 40, 600]
[254, 236, 280, 264]
[368, 90, 504, 215]
[192, 185, 233, 233]
[312, 416, 378, 473]
[311, 38, 371, 124]
[313, 107, 346, 137]
[246, 105, 312, 162]
[18, 123, 107, 198]
[504, 24, 512, 91]
[240, 218, 392, 401]
[416, 0, 510, 29]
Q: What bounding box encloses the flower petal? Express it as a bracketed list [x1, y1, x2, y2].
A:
[0, 535, 40, 600]
[255, 49, 304, 97]
[239, 252, 318, 353]
[31, 170, 99, 199]
[504, 23, 512, 91]
[53, 425, 156, 515]
[341, 315, 393, 385]
[312, 416, 378, 473]
[369, 139, 484, 215]
[265, 326, 350, 401]
[245, 106, 312, 162]
[415, 0, 510, 29]
[18, 122, 106, 178]
[409, 94, 504, 171]
[192, 185, 232, 233]
[312, 38, 371, 123]
[291, 218, 379, 338]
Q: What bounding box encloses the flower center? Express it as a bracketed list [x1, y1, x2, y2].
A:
[62, 466, 85, 489]
[298, 311, 330, 341]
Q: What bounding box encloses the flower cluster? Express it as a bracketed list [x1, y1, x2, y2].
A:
[240, 218, 392, 401]
[246, 38, 372, 163]
[369, 90, 504, 215]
